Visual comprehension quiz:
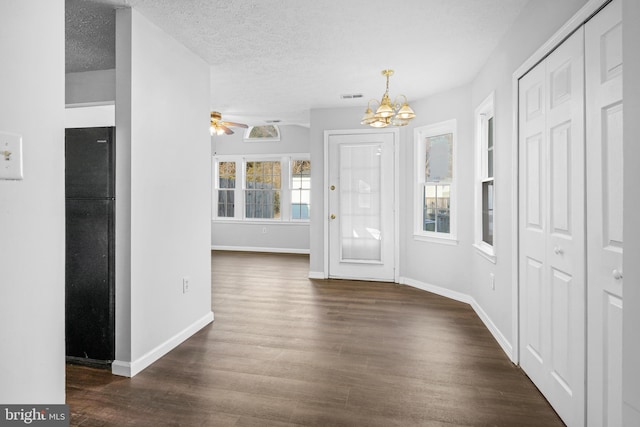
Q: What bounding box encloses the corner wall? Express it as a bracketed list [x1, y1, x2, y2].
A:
[0, 0, 66, 403]
[113, 8, 213, 377]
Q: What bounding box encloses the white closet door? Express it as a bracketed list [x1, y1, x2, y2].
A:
[586, 0, 624, 425]
[518, 26, 586, 427]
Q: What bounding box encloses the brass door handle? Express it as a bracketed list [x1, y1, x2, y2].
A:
[330, 185, 336, 191]
[330, 214, 336, 219]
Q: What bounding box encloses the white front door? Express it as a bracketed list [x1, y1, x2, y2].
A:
[586, 0, 624, 425]
[326, 130, 396, 282]
[518, 26, 586, 427]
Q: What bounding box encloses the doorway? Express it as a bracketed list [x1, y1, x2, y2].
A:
[324, 129, 398, 282]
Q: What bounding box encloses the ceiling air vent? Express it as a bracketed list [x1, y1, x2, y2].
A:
[265, 120, 281, 123]
[341, 94, 364, 99]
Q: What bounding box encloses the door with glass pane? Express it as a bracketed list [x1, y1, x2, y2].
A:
[327, 131, 396, 281]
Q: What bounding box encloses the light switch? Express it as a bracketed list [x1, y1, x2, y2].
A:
[0, 132, 23, 180]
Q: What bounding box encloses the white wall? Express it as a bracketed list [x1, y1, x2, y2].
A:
[113, 8, 213, 377]
[65, 105, 115, 128]
[622, 0, 640, 423]
[211, 125, 311, 253]
[65, 69, 116, 128]
[66, 69, 116, 106]
[0, 0, 65, 403]
[469, 0, 588, 352]
[399, 85, 474, 297]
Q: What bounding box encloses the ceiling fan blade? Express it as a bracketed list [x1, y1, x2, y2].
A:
[221, 121, 248, 129]
[220, 124, 234, 135]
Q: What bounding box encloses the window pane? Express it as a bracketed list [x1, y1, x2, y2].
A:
[218, 161, 236, 189]
[482, 180, 494, 245]
[245, 161, 281, 219]
[488, 148, 494, 179]
[216, 161, 236, 217]
[487, 116, 494, 178]
[248, 125, 279, 139]
[340, 144, 382, 261]
[425, 133, 453, 183]
[292, 160, 311, 219]
[488, 117, 494, 149]
[217, 190, 234, 217]
[423, 184, 450, 233]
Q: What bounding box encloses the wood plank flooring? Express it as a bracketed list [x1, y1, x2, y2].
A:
[66, 251, 564, 426]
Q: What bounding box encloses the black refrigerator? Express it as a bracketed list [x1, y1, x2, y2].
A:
[65, 127, 115, 366]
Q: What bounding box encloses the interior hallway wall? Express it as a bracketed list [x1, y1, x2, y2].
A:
[469, 0, 589, 355]
[0, 0, 66, 403]
[114, 7, 213, 377]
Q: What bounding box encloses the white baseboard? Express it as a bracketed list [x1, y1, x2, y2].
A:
[112, 311, 214, 377]
[399, 276, 513, 362]
[469, 299, 514, 362]
[399, 276, 473, 305]
[308, 271, 326, 279]
[211, 245, 309, 255]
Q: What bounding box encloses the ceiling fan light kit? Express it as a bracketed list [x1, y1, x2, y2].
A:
[210, 111, 248, 136]
[361, 69, 416, 128]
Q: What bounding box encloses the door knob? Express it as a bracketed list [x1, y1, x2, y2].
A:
[613, 269, 623, 280]
[554, 246, 564, 255]
[330, 214, 336, 219]
[330, 185, 335, 191]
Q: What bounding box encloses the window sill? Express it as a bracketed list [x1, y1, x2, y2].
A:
[473, 243, 496, 263]
[413, 233, 458, 246]
[212, 218, 309, 225]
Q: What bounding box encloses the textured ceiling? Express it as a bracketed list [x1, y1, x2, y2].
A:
[66, 0, 529, 126]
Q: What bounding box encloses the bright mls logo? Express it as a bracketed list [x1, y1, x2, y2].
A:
[0, 406, 68, 426]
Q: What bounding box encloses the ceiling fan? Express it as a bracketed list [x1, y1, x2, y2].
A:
[210, 111, 248, 136]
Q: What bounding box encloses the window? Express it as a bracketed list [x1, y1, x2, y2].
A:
[414, 120, 457, 242]
[217, 161, 236, 217]
[291, 159, 311, 220]
[245, 161, 281, 219]
[474, 93, 496, 261]
[243, 125, 280, 142]
[212, 156, 310, 222]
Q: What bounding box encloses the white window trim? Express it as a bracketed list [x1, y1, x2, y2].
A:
[413, 119, 458, 244]
[212, 154, 310, 223]
[474, 92, 496, 262]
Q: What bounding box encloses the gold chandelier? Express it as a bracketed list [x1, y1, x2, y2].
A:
[361, 69, 416, 128]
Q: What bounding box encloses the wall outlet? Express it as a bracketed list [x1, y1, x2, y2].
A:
[262, 227, 267, 234]
[490, 273, 495, 290]
[182, 277, 190, 294]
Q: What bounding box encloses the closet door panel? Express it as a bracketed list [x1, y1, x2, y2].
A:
[519, 25, 585, 427]
[586, 0, 623, 425]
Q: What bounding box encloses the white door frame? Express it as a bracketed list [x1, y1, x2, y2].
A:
[510, 0, 612, 365]
[323, 128, 400, 282]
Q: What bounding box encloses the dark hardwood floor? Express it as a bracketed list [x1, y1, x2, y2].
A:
[66, 251, 564, 426]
